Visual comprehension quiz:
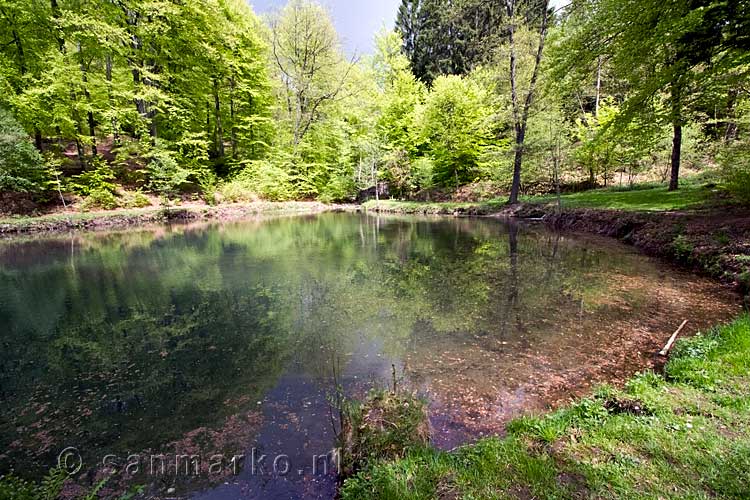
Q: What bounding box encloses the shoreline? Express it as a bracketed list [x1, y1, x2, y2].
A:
[0, 201, 358, 237]
[364, 200, 750, 298]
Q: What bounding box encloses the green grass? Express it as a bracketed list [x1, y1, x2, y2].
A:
[341, 315, 750, 500]
[527, 181, 721, 212]
[365, 179, 730, 214]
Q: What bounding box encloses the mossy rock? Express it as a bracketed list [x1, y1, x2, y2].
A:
[339, 390, 430, 478]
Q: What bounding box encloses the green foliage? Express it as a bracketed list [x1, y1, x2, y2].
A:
[146, 150, 190, 204]
[416, 75, 491, 187]
[672, 234, 694, 262]
[0, 108, 48, 193]
[220, 160, 296, 202]
[69, 157, 118, 196]
[340, 389, 430, 477]
[121, 190, 152, 208]
[81, 188, 120, 211]
[719, 139, 750, 204]
[396, 0, 508, 84]
[0, 468, 67, 500]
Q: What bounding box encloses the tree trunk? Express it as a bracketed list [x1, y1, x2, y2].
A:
[669, 82, 682, 191]
[509, 127, 525, 204]
[595, 55, 601, 117]
[229, 77, 237, 158]
[669, 122, 682, 191]
[106, 53, 119, 144]
[724, 88, 739, 143]
[506, 0, 550, 205]
[214, 79, 224, 158]
[78, 43, 97, 156]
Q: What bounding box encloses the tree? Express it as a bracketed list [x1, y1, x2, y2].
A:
[506, 0, 550, 204]
[556, 0, 749, 191]
[416, 75, 491, 187]
[270, 0, 355, 149]
[0, 107, 48, 193]
[395, 0, 508, 84]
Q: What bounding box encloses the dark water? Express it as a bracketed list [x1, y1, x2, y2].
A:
[0, 213, 740, 499]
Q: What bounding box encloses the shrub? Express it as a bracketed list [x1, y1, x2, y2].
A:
[221, 160, 295, 202]
[69, 157, 118, 196]
[719, 140, 750, 204]
[0, 107, 49, 193]
[146, 150, 190, 205]
[339, 389, 430, 478]
[319, 173, 356, 203]
[81, 188, 120, 211]
[121, 190, 152, 208]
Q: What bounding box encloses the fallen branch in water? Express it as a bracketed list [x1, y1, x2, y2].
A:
[659, 320, 689, 356]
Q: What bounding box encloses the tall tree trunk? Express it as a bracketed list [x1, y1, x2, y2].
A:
[669, 123, 682, 191]
[78, 43, 97, 156]
[509, 127, 526, 204]
[595, 56, 602, 117]
[50, 0, 65, 53]
[229, 77, 237, 158]
[669, 82, 682, 191]
[213, 79, 224, 158]
[106, 53, 119, 144]
[506, 0, 550, 205]
[724, 88, 739, 143]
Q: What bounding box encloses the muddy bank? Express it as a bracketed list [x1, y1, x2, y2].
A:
[0, 202, 357, 237]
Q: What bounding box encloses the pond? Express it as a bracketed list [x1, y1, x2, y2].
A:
[0, 213, 740, 499]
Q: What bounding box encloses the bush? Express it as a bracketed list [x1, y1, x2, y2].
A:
[69, 157, 118, 196]
[339, 389, 430, 478]
[221, 160, 296, 202]
[319, 173, 356, 203]
[719, 140, 750, 204]
[81, 188, 120, 211]
[146, 150, 190, 205]
[0, 107, 49, 193]
[121, 190, 152, 208]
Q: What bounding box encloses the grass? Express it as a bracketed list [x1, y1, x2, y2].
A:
[340, 315, 750, 500]
[340, 389, 431, 477]
[527, 181, 721, 212]
[364, 179, 729, 214]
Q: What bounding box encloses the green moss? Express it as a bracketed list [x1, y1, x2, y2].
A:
[341, 315, 750, 500]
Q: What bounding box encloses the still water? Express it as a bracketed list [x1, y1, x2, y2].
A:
[0, 213, 739, 498]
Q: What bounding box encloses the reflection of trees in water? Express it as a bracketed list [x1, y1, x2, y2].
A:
[0, 286, 291, 475]
[0, 214, 736, 478]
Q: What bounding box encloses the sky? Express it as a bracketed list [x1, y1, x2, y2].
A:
[250, 0, 402, 55]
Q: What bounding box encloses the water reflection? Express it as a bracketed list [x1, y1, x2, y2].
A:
[0, 214, 739, 498]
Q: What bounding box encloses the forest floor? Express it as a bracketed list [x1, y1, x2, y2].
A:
[0, 201, 354, 236]
[340, 314, 750, 500]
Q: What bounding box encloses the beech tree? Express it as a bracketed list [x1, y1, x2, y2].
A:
[557, 0, 748, 190]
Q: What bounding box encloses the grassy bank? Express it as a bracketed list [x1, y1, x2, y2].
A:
[363, 179, 728, 214]
[341, 315, 750, 500]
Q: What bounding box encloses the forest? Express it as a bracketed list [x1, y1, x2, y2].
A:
[0, 0, 748, 214]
